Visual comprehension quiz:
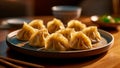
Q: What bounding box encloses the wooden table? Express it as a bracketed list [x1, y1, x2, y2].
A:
[0, 16, 120, 68]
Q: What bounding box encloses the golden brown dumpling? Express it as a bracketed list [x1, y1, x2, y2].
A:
[82, 26, 101, 43]
[45, 33, 69, 51]
[70, 31, 92, 49]
[47, 18, 65, 34]
[56, 28, 75, 41]
[67, 20, 86, 31]
[16, 22, 35, 41]
[29, 28, 49, 47]
[29, 19, 45, 30]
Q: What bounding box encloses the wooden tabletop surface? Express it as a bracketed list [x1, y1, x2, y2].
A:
[0, 16, 120, 68]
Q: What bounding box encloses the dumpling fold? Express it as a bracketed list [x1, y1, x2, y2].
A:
[16, 22, 35, 41]
[82, 26, 101, 43]
[45, 33, 69, 51]
[70, 31, 92, 49]
[29, 28, 49, 47]
[47, 18, 65, 34]
[67, 20, 86, 31]
[29, 19, 45, 30]
[56, 28, 75, 41]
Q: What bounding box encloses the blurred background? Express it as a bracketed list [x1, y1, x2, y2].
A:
[0, 0, 119, 18]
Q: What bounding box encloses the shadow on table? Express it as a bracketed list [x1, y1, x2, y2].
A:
[6, 49, 107, 68]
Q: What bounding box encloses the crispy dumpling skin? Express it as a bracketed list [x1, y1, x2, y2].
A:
[47, 18, 65, 34]
[29, 19, 45, 30]
[67, 20, 86, 31]
[56, 28, 75, 41]
[45, 33, 69, 51]
[82, 26, 101, 43]
[70, 31, 92, 49]
[16, 22, 35, 41]
[29, 28, 49, 47]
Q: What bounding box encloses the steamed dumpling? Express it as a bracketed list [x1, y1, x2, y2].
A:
[45, 33, 69, 51]
[29, 28, 49, 47]
[67, 20, 86, 31]
[47, 18, 65, 34]
[29, 19, 45, 30]
[56, 28, 75, 41]
[82, 26, 101, 43]
[16, 22, 35, 41]
[70, 31, 92, 49]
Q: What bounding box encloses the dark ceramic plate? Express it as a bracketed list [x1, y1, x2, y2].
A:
[6, 29, 114, 58]
[91, 15, 120, 28]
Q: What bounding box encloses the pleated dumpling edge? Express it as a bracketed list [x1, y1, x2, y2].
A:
[45, 33, 69, 51]
[16, 22, 35, 41]
[70, 31, 92, 49]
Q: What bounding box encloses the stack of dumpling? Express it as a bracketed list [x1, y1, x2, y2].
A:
[16, 18, 102, 51]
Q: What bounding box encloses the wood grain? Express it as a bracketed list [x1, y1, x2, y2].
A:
[0, 56, 44, 68]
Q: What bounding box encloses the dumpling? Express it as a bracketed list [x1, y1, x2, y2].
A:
[29, 19, 45, 30]
[67, 20, 86, 31]
[56, 28, 75, 41]
[16, 22, 35, 41]
[47, 18, 65, 34]
[70, 31, 92, 49]
[82, 26, 101, 43]
[29, 28, 49, 47]
[45, 33, 69, 51]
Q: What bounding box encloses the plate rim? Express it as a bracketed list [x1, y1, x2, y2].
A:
[6, 29, 114, 58]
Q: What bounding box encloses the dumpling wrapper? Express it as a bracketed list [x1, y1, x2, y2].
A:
[82, 26, 101, 43]
[47, 18, 65, 34]
[16, 22, 35, 41]
[67, 20, 86, 31]
[70, 31, 92, 49]
[29, 28, 49, 47]
[45, 33, 69, 51]
[56, 28, 75, 41]
[29, 19, 45, 30]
